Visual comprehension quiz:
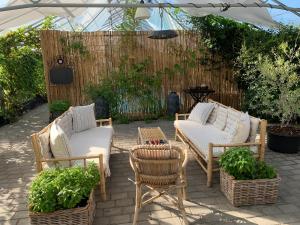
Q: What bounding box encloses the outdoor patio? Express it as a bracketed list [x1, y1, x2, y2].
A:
[1, 104, 300, 225]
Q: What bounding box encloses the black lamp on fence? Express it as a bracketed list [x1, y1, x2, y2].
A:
[148, 7, 178, 40]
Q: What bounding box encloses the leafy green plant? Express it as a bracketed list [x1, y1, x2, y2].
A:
[29, 163, 100, 213]
[219, 147, 276, 180]
[49, 100, 70, 114]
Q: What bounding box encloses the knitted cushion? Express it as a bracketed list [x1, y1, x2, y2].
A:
[188, 103, 215, 125]
[71, 103, 96, 133]
[213, 107, 228, 130]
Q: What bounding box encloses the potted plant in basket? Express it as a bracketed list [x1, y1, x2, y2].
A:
[256, 43, 300, 153]
[219, 147, 280, 207]
[49, 100, 70, 122]
[28, 163, 100, 225]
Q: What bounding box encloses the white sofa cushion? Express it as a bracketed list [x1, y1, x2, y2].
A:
[50, 121, 71, 167]
[56, 111, 74, 139]
[224, 109, 241, 136]
[175, 120, 232, 158]
[69, 126, 113, 177]
[248, 117, 260, 142]
[230, 112, 251, 143]
[213, 107, 228, 130]
[188, 103, 215, 125]
[175, 119, 257, 158]
[71, 104, 96, 133]
[38, 129, 55, 167]
[207, 105, 218, 124]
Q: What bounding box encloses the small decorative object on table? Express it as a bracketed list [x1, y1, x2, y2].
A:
[138, 127, 168, 145]
[184, 85, 215, 112]
[28, 163, 100, 225]
[219, 147, 280, 207]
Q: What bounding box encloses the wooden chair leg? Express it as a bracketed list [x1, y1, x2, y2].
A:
[207, 144, 213, 187]
[175, 129, 178, 141]
[133, 184, 142, 225]
[177, 186, 188, 225]
[100, 176, 106, 201]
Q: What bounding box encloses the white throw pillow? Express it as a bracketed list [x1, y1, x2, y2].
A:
[213, 107, 228, 130]
[224, 109, 241, 136]
[38, 129, 55, 167]
[56, 111, 74, 139]
[71, 104, 96, 133]
[207, 105, 218, 124]
[50, 121, 71, 167]
[230, 112, 251, 143]
[247, 117, 260, 142]
[188, 103, 215, 125]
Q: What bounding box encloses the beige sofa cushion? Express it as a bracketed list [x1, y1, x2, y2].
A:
[69, 126, 113, 177]
[38, 129, 55, 167]
[56, 111, 74, 139]
[175, 120, 257, 158]
[248, 117, 260, 142]
[213, 107, 228, 130]
[50, 121, 71, 167]
[71, 104, 96, 133]
[207, 105, 218, 124]
[230, 112, 251, 143]
[224, 109, 241, 135]
[188, 103, 215, 125]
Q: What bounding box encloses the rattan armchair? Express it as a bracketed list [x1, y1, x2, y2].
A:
[129, 144, 189, 225]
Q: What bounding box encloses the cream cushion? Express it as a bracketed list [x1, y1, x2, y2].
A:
[213, 107, 228, 130]
[230, 112, 251, 143]
[188, 103, 215, 125]
[174, 120, 257, 158]
[248, 117, 260, 142]
[50, 121, 71, 167]
[71, 104, 96, 133]
[56, 111, 74, 139]
[224, 109, 241, 135]
[69, 126, 113, 177]
[38, 129, 55, 167]
[207, 105, 218, 124]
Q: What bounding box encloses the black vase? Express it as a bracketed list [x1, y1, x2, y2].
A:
[167, 92, 180, 116]
[94, 97, 109, 119]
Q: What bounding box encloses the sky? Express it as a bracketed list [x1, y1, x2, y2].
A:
[267, 0, 300, 25]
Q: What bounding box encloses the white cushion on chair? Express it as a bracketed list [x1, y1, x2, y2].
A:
[188, 103, 215, 125]
[56, 111, 74, 139]
[213, 107, 228, 130]
[69, 126, 113, 177]
[71, 104, 96, 133]
[224, 109, 241, 136]
[248, 117, 260, 143]
[50, 121, 71, 167]
[207, 105, 218, 124]
[230, 112, 251, 143]
[38, 129, 55, 167]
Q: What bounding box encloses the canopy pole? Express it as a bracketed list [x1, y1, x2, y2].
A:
[0, 3, 300, 13]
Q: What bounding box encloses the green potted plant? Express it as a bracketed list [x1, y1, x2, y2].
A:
[28, 163, 100, 225]
[49, 100, 70, 122]
[219, 147, 280, 207]
[256, 43, 300, 153]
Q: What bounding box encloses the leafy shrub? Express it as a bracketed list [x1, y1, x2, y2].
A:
[49, 100, 70, 113]
[29, 163, 100, 213]
[219, 147, 276, 180]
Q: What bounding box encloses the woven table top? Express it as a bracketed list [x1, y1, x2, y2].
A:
[138, 127, 168, 145]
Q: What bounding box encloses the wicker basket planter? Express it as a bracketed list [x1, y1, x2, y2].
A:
[29, 190, 95, 225]
[220, 169, 280, 207]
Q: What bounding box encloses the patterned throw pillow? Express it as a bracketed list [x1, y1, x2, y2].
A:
[188, 103, 215, 125]
[230, 112, 251, 143]
[50, 121, 71, 167]
[247, 117, 260, 142]
[224, 109, 241, 136]
[56, 111, 74, 139]
[207, 105, 218, 124]
[213, 107, 228, 130]
[71, 103, 97, 133]
[38, 129, 55, 167]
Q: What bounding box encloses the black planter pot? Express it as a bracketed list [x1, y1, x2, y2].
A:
[268, 130, 300, 154]
[94, 97, 109, 119]
[167, 92, 180, 116]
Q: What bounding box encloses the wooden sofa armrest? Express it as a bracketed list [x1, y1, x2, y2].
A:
[96, 118, 112, 127]
[175, 113, 190, 120]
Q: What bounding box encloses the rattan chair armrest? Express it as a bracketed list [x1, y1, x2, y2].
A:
[175, 113, 190, 120]
[96, 118, 112, 127]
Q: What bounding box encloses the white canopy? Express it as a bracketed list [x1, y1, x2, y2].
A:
[0, 0, 297, 32]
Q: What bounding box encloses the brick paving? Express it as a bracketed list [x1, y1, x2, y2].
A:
[0, 104, 300, 225]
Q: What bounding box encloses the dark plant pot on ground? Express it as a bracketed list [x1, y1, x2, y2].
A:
[267, 126, 300, 154]
[167, 91, 180, 116]
[94, 97, 109, 119]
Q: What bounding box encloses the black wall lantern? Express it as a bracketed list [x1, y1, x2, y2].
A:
[50, 56, 73, 85]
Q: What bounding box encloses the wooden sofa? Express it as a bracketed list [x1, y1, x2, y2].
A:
[31, 109, 113, 201]
[175, 100, 267, 187]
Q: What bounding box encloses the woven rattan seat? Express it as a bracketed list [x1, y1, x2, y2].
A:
[130, 144, 188, 225]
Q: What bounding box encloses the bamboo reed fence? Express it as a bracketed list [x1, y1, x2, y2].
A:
[40, 30, 242, 118]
